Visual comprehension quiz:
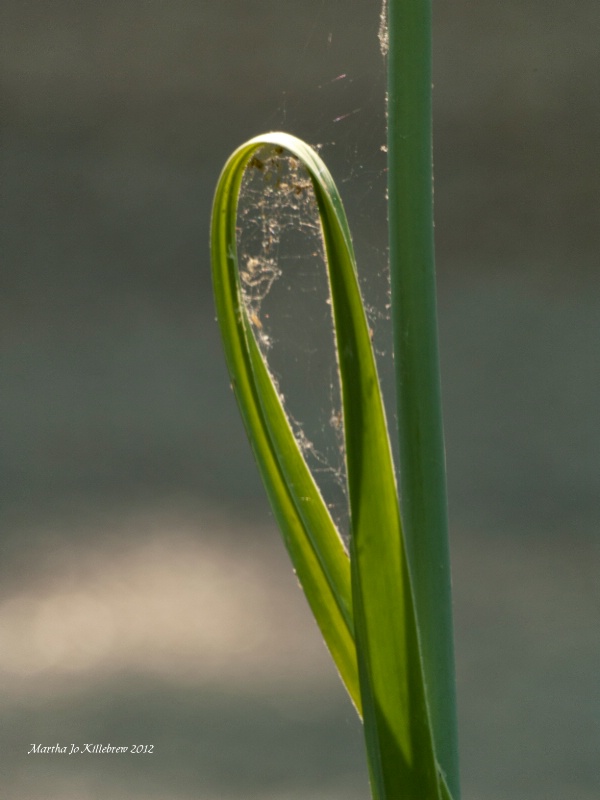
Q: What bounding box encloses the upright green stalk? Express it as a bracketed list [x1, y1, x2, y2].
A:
[387, 1, 460, 797]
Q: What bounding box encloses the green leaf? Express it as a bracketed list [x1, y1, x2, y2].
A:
[314, 154, 442, 800]
[210, 132, 443, 800]
[386, 0, 460, 793]
[210, 133, 359, 710]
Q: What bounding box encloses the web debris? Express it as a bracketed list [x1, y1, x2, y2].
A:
[236, 145, 350, 539]
[378, 0, 389, 58]
[237, 148, 313, 349]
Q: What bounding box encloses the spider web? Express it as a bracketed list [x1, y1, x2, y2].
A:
[237, 145, 349, 537]
[235, 1, 392, 543]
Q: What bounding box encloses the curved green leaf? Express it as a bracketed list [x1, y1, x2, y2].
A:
[210, 133, 359, 709]
[210, 132, 445, 800]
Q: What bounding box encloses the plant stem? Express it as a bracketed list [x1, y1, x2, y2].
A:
[387, 1, 460, 797]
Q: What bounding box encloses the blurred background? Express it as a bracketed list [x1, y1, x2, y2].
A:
[1, 1, 599, 798]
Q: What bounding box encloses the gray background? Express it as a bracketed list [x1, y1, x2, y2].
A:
[1, 1, 599, 798]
